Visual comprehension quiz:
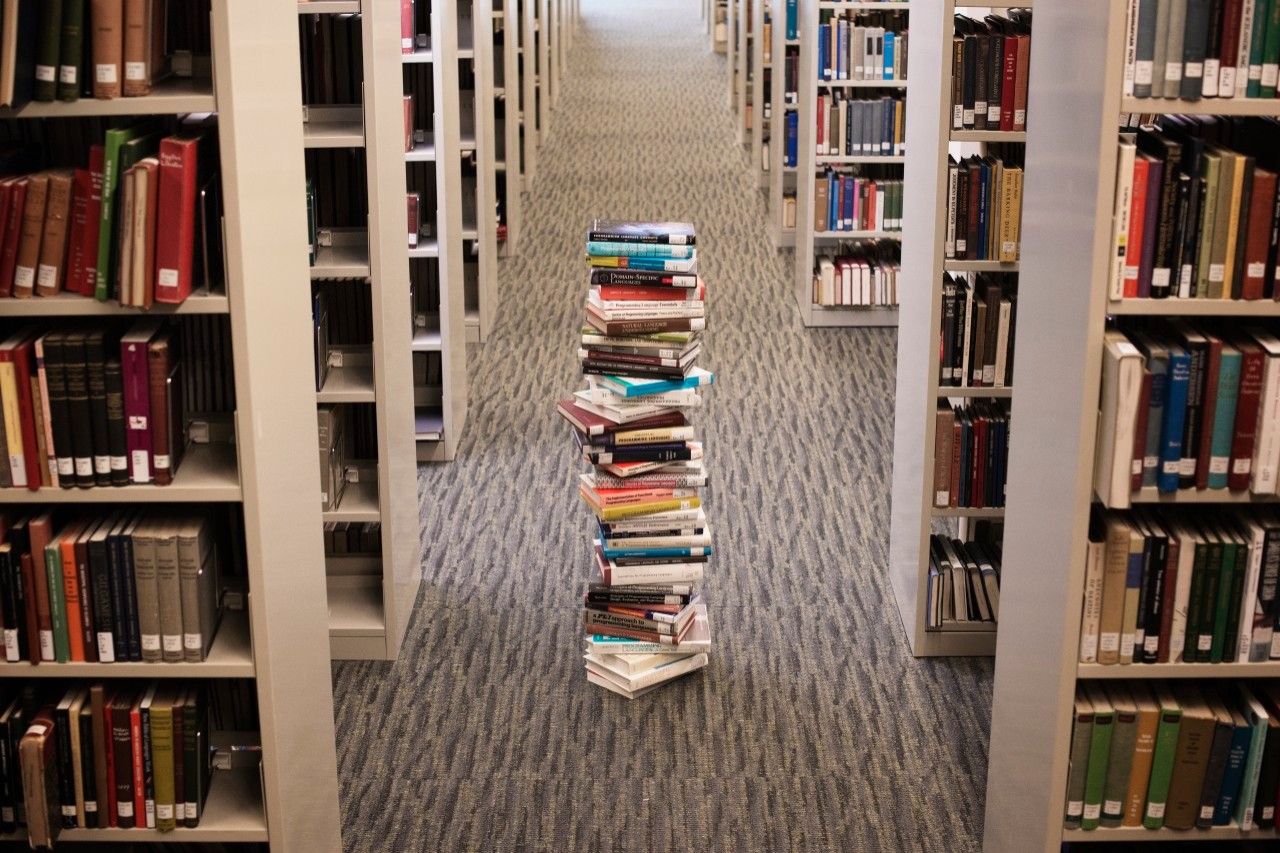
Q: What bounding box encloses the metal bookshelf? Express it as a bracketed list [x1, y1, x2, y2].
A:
[495, 0, 524, 255]
[0, 3, 343, 847]
[767, 0, 797, 248]
[735, 0, 755, 147]
[463, 0, 499, 344]
[982, 1, 1280, 849]
[727, 0, 740, 110]
[750, 0, 772, 189]
[714, 0, 729, 53]
[792, 0, 908, 328]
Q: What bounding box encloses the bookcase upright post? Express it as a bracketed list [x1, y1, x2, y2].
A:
[536, 0, 552, 143]
[521, 0, 540, 187]
[735, 0, 753, 148]
[727, 0, 739, 109]
[715, 0, 729, 53]
[499, 0, 525, 255]
[750, 0, 771, 189]
[470, 0, 500, 344]
[767, 0, 796, 248]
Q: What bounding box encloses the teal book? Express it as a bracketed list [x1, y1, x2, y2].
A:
[1082, 684, 1116, 831]
[1144, 683, 1183, 829]
[1263, 0, 1280, 98]
[44, 543, 70, 663]
[1215, 701, 1255, 825]
[585, 241, 696, 260]
[1249, 0, 1273, 97]
[1207, 344, 1241, 489]
[1235, 685, 1269, 829]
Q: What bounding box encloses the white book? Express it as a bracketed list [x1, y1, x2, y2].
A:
[959, 282, 975, 389]
[819, 257, 835, 306]
[1124, 0, 1140, 96]
[945, 162, 958, 257]
[601, 529, 712, 551]
[1095, 331, 1144, 508]
[1237, 519, 1265, 662]
[993, 299, 1012, 388]
[1248, 328, 1280, 494]
[592, 650, 697, 677]
[585, 670, 664, 699]
[1242, 0, 1260, 99]
[1080, 539, 1105, 663]
[586, 606, 712, 654]
[571, 390, 682, 422]
[585, 652, 709, 692]
[1110, 140, 1138, 300]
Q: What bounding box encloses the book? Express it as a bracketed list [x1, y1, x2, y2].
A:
[90, 0, 124, 100]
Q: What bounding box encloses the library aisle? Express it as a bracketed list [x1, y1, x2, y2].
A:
[332, 1, 991, 849]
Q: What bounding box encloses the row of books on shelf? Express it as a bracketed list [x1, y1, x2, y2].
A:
[951, 12, 1031, 134]
[931, 399, 1010, 510]
[569, 221, 713, 699]
[815, 93, 904, 157]
[1125, 0, 1279, 101]
[1068, 680, 1280, 833]
[1096, 323, 1280, 503]
[1082, 508, 1280, 667]
[811, 242, 898, 308]
[0, 318, 235, 492]
[945, 149, 1024, 263]
[0, 122, 215, 307]
[780, 50, 799, 107]
[812, 172, 902, 234]
[0, 681, 226, 846]
[298, 8, 364, 108]
[0, 509, 223, 666]
[1109, 119, 1280, 302]
[323, 521, 380, 558]
[938, 273, 1016, 389]
[0, 0, 210, 108]
[926, 531, 1001, 630]
[816, 11, 907, 83]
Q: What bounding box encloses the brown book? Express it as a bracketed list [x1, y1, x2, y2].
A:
[91, 0, 124, 99]
[814, 175, 829, 232]
[584, 310, 705, 338]
[949, 413, 962, 507]
[934, 403, 954, 508]
[1098, 513, 1132, 666]
[89, 685, 110, 828]
[19, 706, 61, 848]
[1240, 168, 1277, 300]
[116, 168, 135, 305]
[1012, 33, 1029, 132]
[130, 157, 158, 307]
[1122, 682, 1161, 826]
[1163, 685, 1217, 830]
[122, 0, 165, 96]
[28, 511, 55, 662]
[12, 172, 49, 298]
[147, 329, 173, 486]
[110, 689, 134, 827]
[35, 169, 74, 297]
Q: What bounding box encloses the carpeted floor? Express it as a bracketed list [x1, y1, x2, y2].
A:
[331, 2, 995, 850]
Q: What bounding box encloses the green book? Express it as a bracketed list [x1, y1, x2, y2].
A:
[1144, 682, 1184, 829]
[56, 0, 85, 102]
[1197, 529, 1224, 663]
[1238, 685, 1272, 829]
[1194, 151, 1221, 299]
[151, 692, 176, 832]
[1082, 684, 1116, 831]
[1263, 0, 1280, 98]
[32, 0, 62, 102]
[95, 121, 159, 301]
[1221, 523, 1250, 665]
[1065, 689, 1095, 828]
[1211, 524, 1238, 663]
[43, 542, 70, 663]
[1250, 0, 1273, 97]
[1102, 683, 1139, 827]
[1184, 529, 1209, 663]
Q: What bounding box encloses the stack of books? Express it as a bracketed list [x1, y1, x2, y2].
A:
[558, 219, 714, 699]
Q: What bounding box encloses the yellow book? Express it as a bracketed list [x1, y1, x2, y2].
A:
[578, 490, 701, 522]
[0, 357, 24, 487]
[1220, 151, 1247, 297]
[1122, 682, 1161, 826]
[150, 690, 176, 832]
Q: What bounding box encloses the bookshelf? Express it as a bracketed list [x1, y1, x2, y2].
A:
[750, 0, 772, 190]
[715, 1, 729, 54]
[495, 0, 524, 255]
[402, 1, 471, 465]
[0, 3, 342, 848]
[983, 1, 1280, 850]
[464, 0, 499, 343]
[887, 0, 1027, 657]
[546, 0, 562, 112]
[792, 0, 909, 328]
[766, 0, 797, 248]
[517, 0, 539, 188]
[301, 0, 423, 662]
[727, 0, 740, 112]
[735, 0, 754, 147]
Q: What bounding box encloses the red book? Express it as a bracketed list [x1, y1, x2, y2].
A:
[1012, 34, 1030, 132]
[1124, 157, 1151, 298]
[1240, 169, 1277, 300]
[867, 180, 878, 232]
[1000, 34, 1018, 131]
[401, 0, 414, 54]
[27, 511, 54, 662]
[966, 160, 981, 259]
[594, 285, 703, 302]
[1195, 333, 1223, 489]
[67, 169, 90, 296]
[1218, 0, 1244, 94]
[154, 135, 202, 305]
[0, 177, 26, 298]
[1132, 370, 1154, 492]
[19, 553, 38, 667]
[120, 319, 162, 484]
[973, 415, 987, 509]
[82, 146, 104, 297]
[1229, 338, 1266, 491]
[816, 94, 825, 154]
[949, 415, 962, 508]
[1156, 534, 1181, 663]
[130, 695, 144, 827]
[10, 333, 44, 490]
[554, 399, 686, 436]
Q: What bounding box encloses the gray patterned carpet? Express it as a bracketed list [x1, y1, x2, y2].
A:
[332, 2, 994, 850]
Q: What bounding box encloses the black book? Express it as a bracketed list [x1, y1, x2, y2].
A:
[1140, 515, 1168, 664]
[110, 691, 134, 828]
[0, 697, 17, 832]
[1231, 156, 1256, 300]
[0, 0, 39, 110]
[1158, 116, 1209, 296]
[87, 515, 118, 663]
[77, 703, 96, 828]
[55, 693, 76, 829]
[118, 516, 142, 662]
[0, 546, 21, 663]
[974, 32, 990, 131]
[102, 358, 128, 485]
[83, 330, 114, 487]
[39, 332, 75, 489]
[581, 360, 687, 381]
[1168, 173, 1193, 294]
[105, 516, 133, 663]
[587, 220, 696, 246]
[1167, 320, 1208, 490]
[1197, 531, 1225, 664]
[940, 278, 958, 385]
[61, 331, 96, 488]
[961, 33, 978, 129]
[986, 30, 1004, 129]
[584, 445, 696, 466]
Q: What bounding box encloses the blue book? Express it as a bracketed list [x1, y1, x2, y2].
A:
[977, 159, 991, 259]
[585, 241, 695, 260]
[595, 366, 714, 398]
[602, 545, 712, 561]
[959, 413, 972, 507]
[882, 97, 893, 154]
[842, 175, 854, 228]
[1131, 332, 1170, 489]
[884, 32, 894, 80]
[1215, 707, 1255, 825]
[1208, 344, 1241, 490]
[828, 172, 838, 231]
[819, 24, 829, 79]
[785, 0, 797, 40]
[837, 21, 847, 79]
[1158, 344, 1191, 493]
[594, 257, 690, 272]
[785, 111, 798, 167]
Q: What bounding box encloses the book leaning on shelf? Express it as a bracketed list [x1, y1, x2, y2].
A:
[925, 524, 1002, 630]
[1065, 681, 1280, 834]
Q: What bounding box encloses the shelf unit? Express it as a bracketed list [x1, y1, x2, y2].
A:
[727, 0, 739, 111]
[545, 0, 561, 112]
[792, 1, 909, 328]
[463, 0, 500, 344]
[766, 0, 797, 248]
[735, 0, 754, 147]
[0, 3, 342, 848]
[887, 0, 1024, 657]
[750, 0, 772, 189]
[494, 0, 524, 255]
[983, 2, 1280, 850]
[301, 1, 422, 661]
[402, 1, 470, 463]
[714, 0, 729, 53]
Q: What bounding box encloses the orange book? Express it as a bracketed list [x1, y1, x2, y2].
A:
[61, 527, 85, 661]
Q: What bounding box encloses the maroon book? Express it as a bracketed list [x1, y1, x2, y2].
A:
[1229, 337, 1266, 491]
[555, 399, 686, 436]
[1157, 534, 1181, 663]
[1194, 334, 1223, 490]
[119, 319, 163, 485]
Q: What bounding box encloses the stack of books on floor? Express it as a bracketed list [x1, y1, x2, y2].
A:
[559, 219, 714, 699]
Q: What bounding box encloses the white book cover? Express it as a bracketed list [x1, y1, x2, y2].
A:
[585, 652, 708, 692]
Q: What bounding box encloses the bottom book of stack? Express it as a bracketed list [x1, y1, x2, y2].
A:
[583, 601, 711, 699]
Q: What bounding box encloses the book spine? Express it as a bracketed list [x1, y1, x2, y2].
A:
[33, 0, 64, 102]
[154, 137, 197, 303]
[13, 175, 49, 299]
[91, 0, 124, 100]
[36, 171, 73, 297]
[122, 0, 150, 97]
[147, 339, 171, 486]
[58, 0, 87, 101]
[121, 340, 151, 483]
[111, 705, 133, 827]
